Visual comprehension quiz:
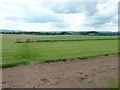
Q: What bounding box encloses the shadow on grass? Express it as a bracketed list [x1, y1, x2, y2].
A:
[2, 61, 28, 68]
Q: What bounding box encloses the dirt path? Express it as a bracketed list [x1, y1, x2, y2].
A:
[2, 55, 118, 88]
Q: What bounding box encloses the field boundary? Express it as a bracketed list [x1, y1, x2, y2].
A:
[2, 53, 118, 68]
[35, 38, 118, 42]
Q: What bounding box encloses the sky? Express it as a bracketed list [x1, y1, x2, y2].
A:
[0, 0, 119, 32]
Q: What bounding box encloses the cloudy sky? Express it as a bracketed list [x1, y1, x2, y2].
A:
[0, 0, 119, 32]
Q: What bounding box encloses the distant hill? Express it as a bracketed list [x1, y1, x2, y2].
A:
[0, 29, 119, 36]
[0, 29, 22, 32]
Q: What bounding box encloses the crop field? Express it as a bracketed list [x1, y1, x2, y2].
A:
[2, 34, 118, 68]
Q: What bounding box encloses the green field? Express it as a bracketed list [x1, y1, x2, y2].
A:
[2, 34, 118, 68]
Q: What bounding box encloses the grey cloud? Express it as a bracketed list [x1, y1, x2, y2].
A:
[24, 13, 63, 23]
[83, 2, 118, 28]
[6, 12, 63, 23]
[43, 2, 98, 15]
[84, 16, 116, 28]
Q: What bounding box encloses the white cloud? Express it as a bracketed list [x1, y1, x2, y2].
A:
[63, 13, 86, 28]
[0, 0, 118, 31]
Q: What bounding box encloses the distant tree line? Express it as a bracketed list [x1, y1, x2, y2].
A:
[1, 31, 120, 36]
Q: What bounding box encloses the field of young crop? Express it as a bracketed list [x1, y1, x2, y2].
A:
[2, 34, 118, 68]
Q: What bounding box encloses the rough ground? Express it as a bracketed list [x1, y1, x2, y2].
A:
[2, 55, 118, 88]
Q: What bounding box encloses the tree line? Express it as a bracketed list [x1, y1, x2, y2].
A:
[1, 31, 119, 36]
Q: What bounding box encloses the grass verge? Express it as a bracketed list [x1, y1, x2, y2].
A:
[107, 77, 119, 89]
[2, 53, 118, 68]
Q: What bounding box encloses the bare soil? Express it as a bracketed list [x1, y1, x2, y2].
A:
[2, 55, 118, 88]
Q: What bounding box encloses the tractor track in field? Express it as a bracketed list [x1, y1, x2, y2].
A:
[2, 55, 118, 88]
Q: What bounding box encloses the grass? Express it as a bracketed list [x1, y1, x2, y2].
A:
[107, 77, 119, 89]
[2, 34, 118, 68]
